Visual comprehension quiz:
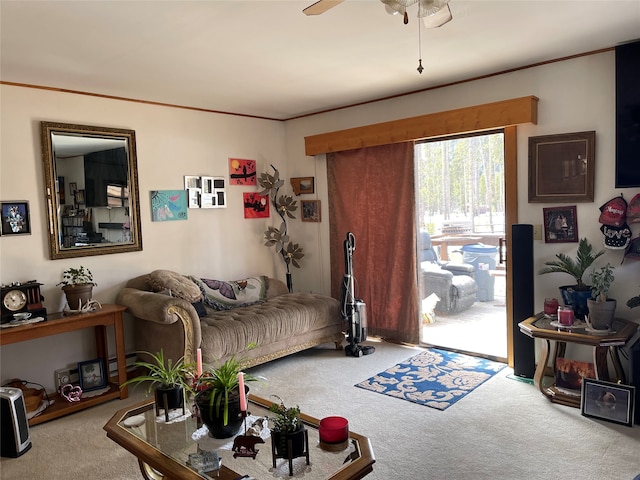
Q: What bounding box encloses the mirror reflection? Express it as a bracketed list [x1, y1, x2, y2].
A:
[41, 122, 143, 259]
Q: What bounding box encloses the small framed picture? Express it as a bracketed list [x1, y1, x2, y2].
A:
[69, 182, 78, 196]
[78, 358, 108, 392]
[0, 201, 31, 236]
[581, 378, 635, 427]
[290, 177, 315, 195]
[301, 200, 321, 222]
[543, 205, 578, 243]
[75, 189, 86, 205]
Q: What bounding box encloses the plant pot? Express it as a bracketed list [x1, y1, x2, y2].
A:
[155, 386, 184, 411]
[62, 283, 94, 310]
[195, 386, 248, 439]
[587, 298, 617, 330]
[559, 286, 592, 320]
[272, 426, 307, 459]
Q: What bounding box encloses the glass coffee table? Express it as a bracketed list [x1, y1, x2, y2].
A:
[104, 394, 374, 480]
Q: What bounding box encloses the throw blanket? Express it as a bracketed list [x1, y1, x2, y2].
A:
[190, 276, 267, 310]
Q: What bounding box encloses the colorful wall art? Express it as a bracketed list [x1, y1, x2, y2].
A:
[151, 190, 188, 221]
[243, 192, 269, 218]
[229, 158, 257, 185]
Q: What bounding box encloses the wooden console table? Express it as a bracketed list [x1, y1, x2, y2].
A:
[518, 313, 638, 408]
[0, 304, 129, 425]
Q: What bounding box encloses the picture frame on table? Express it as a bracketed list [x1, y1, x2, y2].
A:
[528, 131, 595, 203]
[77, 358, 108, 392]
[0, 201, 31, 236]
[581, 378, 635, 427]
[543, 205, 578, 243]
[301, 200, 321, 222]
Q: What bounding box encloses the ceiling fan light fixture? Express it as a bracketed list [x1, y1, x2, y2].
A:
[423, 3, 452, 28]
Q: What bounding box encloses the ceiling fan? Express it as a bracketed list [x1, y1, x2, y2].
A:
[303, 0, 453, 28]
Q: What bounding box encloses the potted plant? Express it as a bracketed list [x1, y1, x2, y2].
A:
[121, 350, 195, 413]
[194, 355, 256, 439]
[586, 263, 616, 330]
[57, 266, 96, 309]
[268, 395, 306, 461]
[538, 238, 604, 319]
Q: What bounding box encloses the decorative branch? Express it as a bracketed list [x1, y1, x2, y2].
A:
[258, 166, 304, 285]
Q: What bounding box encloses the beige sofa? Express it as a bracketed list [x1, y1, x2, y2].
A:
[116, 270, 344, 369]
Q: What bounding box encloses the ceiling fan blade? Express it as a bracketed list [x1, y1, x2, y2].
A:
[423, 4, 452, 28]
[303, 0, 345, 16]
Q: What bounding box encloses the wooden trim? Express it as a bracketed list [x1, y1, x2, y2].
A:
[504, 125, 518, 368]
[304, 96, 538, 155]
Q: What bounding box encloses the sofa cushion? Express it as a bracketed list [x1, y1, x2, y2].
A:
[190, 276, 268, 310]
[148, 270, 202, 302]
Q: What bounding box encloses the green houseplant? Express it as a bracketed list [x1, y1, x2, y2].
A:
[586, 264, 616, 330]
[268, 395, 306, 461]
[57, 266, 96, 309]
[194, 355, 257, 438]
[538, 238, 604, 319]
[121, 350, 195, 414]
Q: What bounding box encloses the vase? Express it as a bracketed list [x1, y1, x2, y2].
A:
[286, 272, 293, 293]
[271, 426, 307, 459]
[559, 286, 592, 320]
[62, 284, 93, 310]
[195, 386, 248, 439]
[586, 298, 617, 330]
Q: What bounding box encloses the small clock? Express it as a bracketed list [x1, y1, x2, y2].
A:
[1, 282, 47, 324]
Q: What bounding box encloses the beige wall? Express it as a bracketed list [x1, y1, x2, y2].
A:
[1, 49, 639, 390]
[284, 50, 640, 318]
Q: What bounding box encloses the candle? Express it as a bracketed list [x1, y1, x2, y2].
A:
[196, 348, 203, 377]
[238, 372, 247, 412]
[557, 306, 574, 326]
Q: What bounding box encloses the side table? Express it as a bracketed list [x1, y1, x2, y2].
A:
[518, 314, 638, 408]
[0, 304, 129, 425]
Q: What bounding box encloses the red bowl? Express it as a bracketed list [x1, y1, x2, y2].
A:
[319, 416, 349, 444]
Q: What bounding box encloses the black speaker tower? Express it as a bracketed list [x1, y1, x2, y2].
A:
[511, 224, 536, 379]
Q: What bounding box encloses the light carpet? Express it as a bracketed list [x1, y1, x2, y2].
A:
[1, 340, 639, 480]
[355, 347, 507, 410]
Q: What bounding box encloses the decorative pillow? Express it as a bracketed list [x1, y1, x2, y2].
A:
[148, 270, 202, 303]
[189, 276, 268, 310]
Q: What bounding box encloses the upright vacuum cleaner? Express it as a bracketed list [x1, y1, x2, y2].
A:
[340, 232, 375, 357]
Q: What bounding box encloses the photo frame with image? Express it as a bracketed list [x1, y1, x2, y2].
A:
[581, 378, 635, 426]
[77, 358, 108, 392]
[528, 131, 595, 203]
[291, 177, 315, 195]
[301, 200, 321, 222]
[543, 205, 578, 243]
[0, 201, 31, 236]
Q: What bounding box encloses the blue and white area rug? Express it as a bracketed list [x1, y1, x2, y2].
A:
[355, 348, 506, 410]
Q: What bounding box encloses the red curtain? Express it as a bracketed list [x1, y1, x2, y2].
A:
[327, 143, 419, 344]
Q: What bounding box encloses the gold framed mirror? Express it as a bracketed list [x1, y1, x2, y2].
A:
[41, 122, 143, 259]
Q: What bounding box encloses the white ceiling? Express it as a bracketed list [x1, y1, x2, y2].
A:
[1, 1, 639, 121]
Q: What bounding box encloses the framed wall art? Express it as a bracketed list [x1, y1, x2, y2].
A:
[290, 177, 315, 195]
[243, 192, 269, 218]
[78, 358, 108, 392]
[150, 190, 188, 221]
[0, 201, 31, 236]
[543, 205, 578, 243]
[528, 131, 595, 203]
[581, 378, 635, 427]
[229, 158, 256, 185]
[301, 200, 321, 222]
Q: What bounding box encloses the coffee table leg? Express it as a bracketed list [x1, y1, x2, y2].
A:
[139, 460, 165, 480]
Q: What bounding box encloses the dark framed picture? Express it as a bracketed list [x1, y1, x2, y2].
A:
[528, 131, 595, 203]
[75, 189, 85, 205]
[0, 201, 31, 236]
[78, 358, 108, 392]
[581, 378, 635, 427]
[543, 205, 578, 243]
[301, 200, 321, 222]
[290, 177, 315, 196]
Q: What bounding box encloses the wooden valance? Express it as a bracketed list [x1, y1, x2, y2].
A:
[304, 96, 538, 156]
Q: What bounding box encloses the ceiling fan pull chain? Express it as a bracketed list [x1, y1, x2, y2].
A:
[417, 2, 424, 74]
[417, 59, 424, 74]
